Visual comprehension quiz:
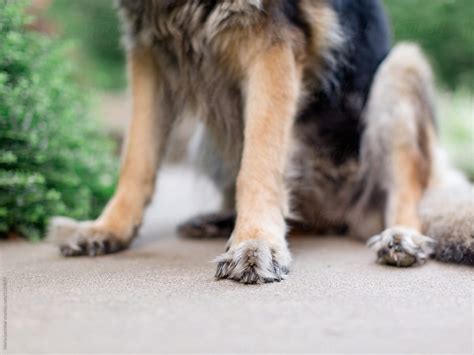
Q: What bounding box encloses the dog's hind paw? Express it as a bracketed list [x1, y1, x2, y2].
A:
[214, 240, 290, 284]
[367, 226, 436, 267]
[47, 217, 130, 257]
[177, 212, 235, 239]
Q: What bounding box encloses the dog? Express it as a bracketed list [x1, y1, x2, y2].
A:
[49, 0, 474, 283]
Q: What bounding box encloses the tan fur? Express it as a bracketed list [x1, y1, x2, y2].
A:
[300, 0, 344, 90]
[96, 47, 165, 241]
[386, 122, 436, 231]
[233, 43, 301, 247]
[387, 150, 425, 230]
[50, 3, 473, 269]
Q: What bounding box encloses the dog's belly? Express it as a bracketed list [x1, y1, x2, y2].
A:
[153, 39, 246, 194]
[287, 115, 387, 236]
[157, 45, 244, 156]
[287, 129, 361, 228]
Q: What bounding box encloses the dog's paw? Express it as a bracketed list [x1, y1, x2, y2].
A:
[177, 212, 235, 239]
[214, 240, 291, 284]
[367, 226, 436, 267]
[47, 217, 130, 257]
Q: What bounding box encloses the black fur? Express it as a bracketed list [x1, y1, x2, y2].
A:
[281, 0, 311, 38]
[436, 241, 474, 266]
[298, 0, 391, 164]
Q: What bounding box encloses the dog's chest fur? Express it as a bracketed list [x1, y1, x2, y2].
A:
[149, 1, 260, 99]
[119, 1, 276, 157]
[120, 1, 265, 67]
[151, 1, 262, 41]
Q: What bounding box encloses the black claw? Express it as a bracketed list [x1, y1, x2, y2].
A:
[60, 246, 73, 257]
[378, 248, 389, 258]
[78, 242, 88, 254]
[88, 241, 103, 256]
[178, 213, 236, 239]
[215, 261, 230, 279]
[240, 270, 261, 284]
[60, 245, 83, 257]
[59, 237, 126, 258]
[102, 240, 111, 253]
[108, 239, 123, 253]
[265, 277, 279, 283]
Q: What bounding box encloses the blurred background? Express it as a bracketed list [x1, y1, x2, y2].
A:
[1, 0, 473, 241]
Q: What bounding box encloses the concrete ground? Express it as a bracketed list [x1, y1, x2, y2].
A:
[1, 166, 472, 354]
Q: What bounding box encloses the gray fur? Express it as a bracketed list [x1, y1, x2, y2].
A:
[178, 212, 235, 239]
[48, 217, 130, 257]
[214, 240, 290, 284]
[420, 174, 474, 265]
[367, 227, 436, 267]
[115, 2, 473, 271]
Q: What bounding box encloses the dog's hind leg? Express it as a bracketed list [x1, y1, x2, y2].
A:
[178, 184, 237, 238]
[178, 211, 318, 240]
[48, 46, 175, 256]
[178, 211, 236, 239]
[355, 43, 439, 267]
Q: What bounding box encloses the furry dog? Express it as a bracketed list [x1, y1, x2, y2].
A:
[49, 0, 473, 283]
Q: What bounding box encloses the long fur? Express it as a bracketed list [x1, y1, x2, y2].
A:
[116, 0, 473, 265]
[49, 0, 473, 272]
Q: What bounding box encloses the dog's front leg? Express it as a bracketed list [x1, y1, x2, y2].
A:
[49, 46, 174, 256]
[215, 44, 301, 284]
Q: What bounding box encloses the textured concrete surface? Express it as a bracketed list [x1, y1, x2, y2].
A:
[1, 166, 472, 354]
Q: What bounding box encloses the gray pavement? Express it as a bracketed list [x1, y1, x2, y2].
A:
[1, 166, 472, 354]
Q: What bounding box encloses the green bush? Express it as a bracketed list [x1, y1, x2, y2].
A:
[384, 0, 474, 89]
[0, 1, 117, 240]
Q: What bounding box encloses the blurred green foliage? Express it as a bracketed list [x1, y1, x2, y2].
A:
[438, 90, 474, 180]
[384, 0, 474, 89]
[0, 0, 117, 240]
[48, 0, 125, 90]
[383, 0, 473, 180]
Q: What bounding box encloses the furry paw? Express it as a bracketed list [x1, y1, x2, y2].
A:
[367, 227, 436, 267]
[177, 212, 235, 239]
[47, 217, 130, 257]
[214, 240, 291, 284]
